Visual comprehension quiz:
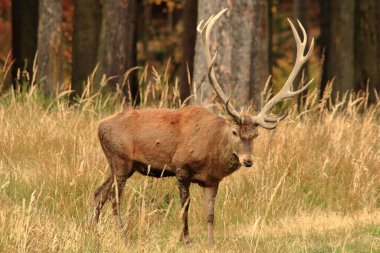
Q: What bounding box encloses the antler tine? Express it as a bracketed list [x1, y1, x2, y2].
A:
[198, 8, 242, 123]
[252, 19, 314, 129]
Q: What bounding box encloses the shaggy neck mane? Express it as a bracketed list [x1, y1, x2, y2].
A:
[218, 121, 240, 172]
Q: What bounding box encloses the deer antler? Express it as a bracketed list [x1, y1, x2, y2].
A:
[197, 8, 242, 124]
[251, 19, 314, 129]
[198, 10, 313, 128]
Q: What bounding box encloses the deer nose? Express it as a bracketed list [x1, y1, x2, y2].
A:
[243, 159, 253, 168]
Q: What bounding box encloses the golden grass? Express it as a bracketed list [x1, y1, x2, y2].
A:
[0, 71, 379, 252]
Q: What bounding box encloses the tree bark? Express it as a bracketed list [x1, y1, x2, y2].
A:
[250, 0, 269, 108]
[11, 0, 39, 85]
[293, 0, 309, 83]
[97, 0, 139, 104]
[268, 0, 273, 76]
[72, 0, 101, 96]
[293, 0, 310, 107]
[193, 0, 269, 108]
[37, 0, 62, 96]
[319, 0, 329, 97]
[179, 0, 198, 101]
[320, 0, 355, 99]
[354, 0, 379, 103]
[293, 0, 310, 41]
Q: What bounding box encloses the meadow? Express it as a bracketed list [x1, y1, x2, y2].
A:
[0, 67, 379, 252]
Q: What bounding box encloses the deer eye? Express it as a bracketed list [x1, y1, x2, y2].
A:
[232, 130, 238, 136]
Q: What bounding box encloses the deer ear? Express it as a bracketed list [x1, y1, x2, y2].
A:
[213, 100, 244, 125]
[214, 102, 226, 114]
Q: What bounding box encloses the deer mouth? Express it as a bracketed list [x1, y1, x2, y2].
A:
[233, 153, 253, 168]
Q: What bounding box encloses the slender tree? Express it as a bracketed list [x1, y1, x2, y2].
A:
[193, 1, 269, 107]
[320, 0, 355, 99]
[319, 0, 329, 97]
[293, 0, 309, 82]
[11, 0, 38, 85]
[268, 0, 273, 76]
[293, 0, 310, 42]
[354, 0, 379, 103]
[37, 0, 62, 96]
[179, 0, 198, 101]
[97, 0, 139, 104]
[293, 0, 310, 107]
[72, 0, 101, 96]
[250, 0, 270, 107]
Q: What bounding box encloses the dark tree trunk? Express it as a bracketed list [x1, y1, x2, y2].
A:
[293, 0, 309, 82]
[139, 1, 151, 59]
[319, 0, 330, 97]
[193, 0, 269, 107]
[268, 0, 273, 77]
[11, 0, 39, 86]
[97, 0, 139, 104]
[320, 0, 355, 99]
[293, 0, 310, 44]
[354, 0, 379, 103]
[293, 0, 310, 108]
[250, 0, 270, 109]
[37, 0, 62, 96]
[72, 0, 101, 97]
[378, 0, 380, 101]
[179, 0, 198, 101]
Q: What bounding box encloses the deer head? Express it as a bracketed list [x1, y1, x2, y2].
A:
[197, 9, 314, 166]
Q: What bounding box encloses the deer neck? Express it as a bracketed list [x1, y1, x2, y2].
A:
[219, 125, 240, 173]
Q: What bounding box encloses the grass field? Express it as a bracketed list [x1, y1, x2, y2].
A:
[0, 74, 379, 252]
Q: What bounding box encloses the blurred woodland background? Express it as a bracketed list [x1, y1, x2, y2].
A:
[0, 0, 379, 106]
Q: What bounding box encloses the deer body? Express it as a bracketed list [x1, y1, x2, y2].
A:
[92, 8, 314, 246]
[94, 105, 247, 244]
[98, 105, 241, 186]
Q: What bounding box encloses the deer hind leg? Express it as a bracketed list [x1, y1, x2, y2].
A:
[105, 157, 134, 230]
[92, 176, 113, 224]
[177, 174, 191, 243]
[92, 156, 134, 229]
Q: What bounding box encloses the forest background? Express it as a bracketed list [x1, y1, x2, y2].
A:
[1, 0, 379, 105]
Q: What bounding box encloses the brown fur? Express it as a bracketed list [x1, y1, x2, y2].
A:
[92, 105, 258, 245]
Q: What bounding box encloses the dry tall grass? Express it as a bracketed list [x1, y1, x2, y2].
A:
[0, 67, 379, 252]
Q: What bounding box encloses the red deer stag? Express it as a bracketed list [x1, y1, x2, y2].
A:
[92, 8, 314, 245]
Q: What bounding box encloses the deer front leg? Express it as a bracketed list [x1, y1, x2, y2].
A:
[204, 184, 219, 246]
[177, 175, 191, 243]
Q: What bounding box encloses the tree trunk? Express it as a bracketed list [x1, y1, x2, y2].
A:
[72, 0, 101, 96]
[355, 0, 379, 103]
[37, 0, 62, 96]
[97, 0, 138, 104]
[268, 0, 273, 76]
[293, 0, 309, 82]
[293, 0, 310, 42]
[320, 0, 355, 99]
[319, 0, 330, 97]
[293, 0, 310, 108]
[179, 0, 198, 101]
[378, 1, 380, 101]
[250, 0, 269, 108]
[11, 0, 39, 86]
[193, 0, 269, 108]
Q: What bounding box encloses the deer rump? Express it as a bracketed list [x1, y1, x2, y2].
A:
[98, 105, 229, 184]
